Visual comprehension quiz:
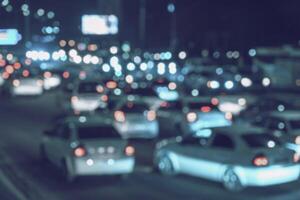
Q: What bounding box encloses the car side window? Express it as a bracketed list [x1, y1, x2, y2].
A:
[181, 136, 208, 146]
[211, 133, 235, 150]
[268, 118, 287, 132]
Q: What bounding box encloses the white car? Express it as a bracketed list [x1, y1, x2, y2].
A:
[181, 97, 232, 134]
[10, 77, 44, 96]
[154, 126, 300, 191]
[71, 81, 107, 112]
[43, 71, 62, 90]
[40, 115, 135, 182]
[114, 100, 159, 139]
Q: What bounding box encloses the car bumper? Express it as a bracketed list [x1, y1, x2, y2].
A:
[114, 121, 159, 139]
[12, 86, 43, 96]
[73, 157, 135, 176]
[71, 100, 105, 112]
[238, 164, 300, 186]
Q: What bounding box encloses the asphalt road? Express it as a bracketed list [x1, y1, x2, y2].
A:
[1, 92, 300, 200]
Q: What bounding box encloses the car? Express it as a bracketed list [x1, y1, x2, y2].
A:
[181, 97, 232, 134]
[123, 86, 162, 107]
[40, 115, 135, 182]
[42, 71, 62, 90]
[152, 79, 180, 101]
[70, 80, 108, 112]
[252, 111, 300, 154]
[154, 126, 300, 191]
[8, 73, 44, 96]
[113, 99, 159, 139]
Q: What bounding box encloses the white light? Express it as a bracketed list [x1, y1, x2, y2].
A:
[157, 62, 166, 75]
[191, 89, 199, 96]
[125, 75, 134, 84]
[224, 80, 234, 89]
[178, 51, 187, 60]
[102, 64, 110, 72]
[209, 80, 220, 89]
[147, 61, 154, 69]
[68, 49, 78, 57]
[91, 56, 99, 65]
[277, 105, 285, 112]
[133, 56, 141, 64]
[37, 8, 45, 16]
[249, 49, 256, 57]
[110, 46, 118, 54]
[238, 98, 247, 106]
[216, 68, 223, 75]
[79, 116, 87, 123]
[241, 77, 252, 87]
[140, 62, 147, 71]
[267, 140, 275, 148]
[262, 77, 271, 87]
[74, 56, 82, 64]
[83, 54, 92, 64]
[86, 159, 94, 166]
[52, 52, 60, 60]
[168, 62, 177, 74]
[127, 62, 136, 71]
[110, 56, 119, 67]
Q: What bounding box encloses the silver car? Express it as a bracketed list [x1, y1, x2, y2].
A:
[154, 126, 300, 191]
[114, 99, 159, 139]
[40, 115, 135, 182]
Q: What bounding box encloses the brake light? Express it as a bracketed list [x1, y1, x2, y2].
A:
[44, 71, 52, 78]
[106, 81, 117, 89]
[71, 96, 79, 103]
[211, 97, 219, 105]
[187, 112, 197, 123]
[114, 110, 125, 122]
[62, 71, 70, 79]
[73, 146, 87, 157]
[293, 153, 300, 163]
[125, 146, 135, 156]
[101, 95, 108, 102]
[201, 106, 211, 113]
[160, 102, 168, 108]
[295, 136, 300, 145]
[147, 110, 156, 121]
[253, 155, 269, 167]
[23, 70, 30, 77]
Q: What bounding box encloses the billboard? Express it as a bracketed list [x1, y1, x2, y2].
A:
[0, 29, 22, 45]
[81, 15, 118, 35]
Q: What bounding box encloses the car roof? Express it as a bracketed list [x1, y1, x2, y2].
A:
[270, 111, 300, 120]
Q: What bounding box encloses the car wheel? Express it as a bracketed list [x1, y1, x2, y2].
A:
[62, 160, 75, 183]
[222, 168, 244, 192]
[157, 155, 176, 176]
[39, 144, 48, 162]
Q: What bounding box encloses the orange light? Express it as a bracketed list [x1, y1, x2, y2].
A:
[253, 156, 268, 167]
[147, 110, 156, 121]
[201, 106, 211, 113]
[23, 70, 30, 77]
[125, 146, 135, 156]
[2, 72, 9, 79]
[13, 62, 21, 70]
[106, 81, 117, 89]
[0, 59, 6, 67]
[101, 95, 108, 102]
[62, 71, 70, 79]
[5, 65, 14, 74]
[74, 147, 86, 157]
[44, 71, 52, 78]
[211, 97, 219, 105]
[114, 111, 126, 122]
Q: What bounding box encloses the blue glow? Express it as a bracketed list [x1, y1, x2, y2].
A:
[0, 29, 22, 45]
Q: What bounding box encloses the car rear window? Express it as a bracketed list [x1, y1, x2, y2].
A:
[126, 88, 157, 97]
[188, 102, 217, 111]
[78, 82, 100, 93]
[121, 102, 149, 113]
[242, 133, 282, 148]
[77, 126, 120, 139]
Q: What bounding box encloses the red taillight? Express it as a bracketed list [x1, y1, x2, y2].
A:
[125, 146, 135, 156]
[114, 110, 125, 122]
[293, 153, 300, 163]
[147, 110, 156, 121]
[201, 106, 211, 113]
[73, 146, 87, 157]
[253, 155, 269, 167]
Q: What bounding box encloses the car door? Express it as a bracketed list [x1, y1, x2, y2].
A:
[46, 123, 71, 166]
[170, 135, 222, 180]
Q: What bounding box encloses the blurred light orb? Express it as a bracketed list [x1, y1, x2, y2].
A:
[224, 80, 234, 89]
[167, 3, 175, 13]
[178, 51, 187, 60]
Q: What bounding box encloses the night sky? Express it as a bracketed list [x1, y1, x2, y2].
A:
[1, 0, 300, 52]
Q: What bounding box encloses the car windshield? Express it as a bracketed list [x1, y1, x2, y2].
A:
[78, 82, 100, 93]
[77, 126, 120, 139]
[242, 133, 282, 148]
[290, 120, 300, 130]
